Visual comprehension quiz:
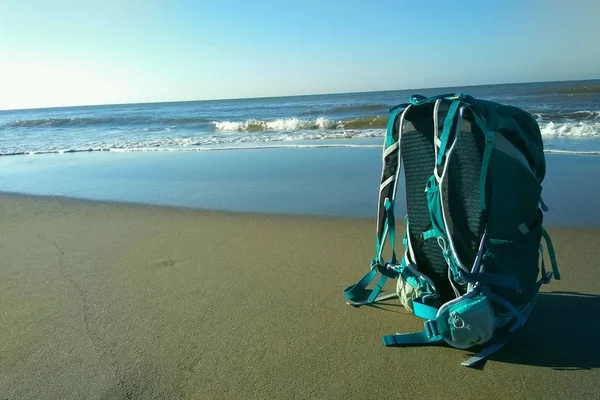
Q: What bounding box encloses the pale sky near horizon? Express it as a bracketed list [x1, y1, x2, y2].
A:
[1, 0, 599, 110]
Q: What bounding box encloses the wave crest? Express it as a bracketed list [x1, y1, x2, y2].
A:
[212, 116, 388, 132]
[213, 117, 336, 132]
[540, 121, 600, 137]
[534, 110, 600, 121]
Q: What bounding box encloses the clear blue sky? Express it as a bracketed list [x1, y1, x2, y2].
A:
[1, 0, 598, 109]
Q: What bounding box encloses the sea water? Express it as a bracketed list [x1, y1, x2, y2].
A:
[1, 80, 599, 156]
[1, 80, 599, 225]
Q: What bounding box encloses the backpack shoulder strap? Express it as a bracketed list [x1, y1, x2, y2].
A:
[343, 103, 409, 305]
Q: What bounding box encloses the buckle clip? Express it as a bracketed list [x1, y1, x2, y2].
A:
[424, 320, 439, 338]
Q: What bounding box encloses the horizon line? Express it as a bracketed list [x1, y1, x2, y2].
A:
[1, 77, 598, 113]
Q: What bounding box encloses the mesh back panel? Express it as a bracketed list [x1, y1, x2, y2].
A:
[401, 106, 486, 302]
[401, 106, 454, 300]
[442, 110, 486, 272]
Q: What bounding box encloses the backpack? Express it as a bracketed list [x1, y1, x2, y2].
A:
[343, 93, 561, 367]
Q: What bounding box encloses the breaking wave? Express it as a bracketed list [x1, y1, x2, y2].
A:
[539, 121, 600, 137]
[534, 110, 600, 122]
[212, 116, 388, 132]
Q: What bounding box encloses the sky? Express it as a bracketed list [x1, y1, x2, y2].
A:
[0, 0, 599, 110]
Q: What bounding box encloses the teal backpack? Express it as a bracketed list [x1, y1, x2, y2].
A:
[343, 93, 561, 367]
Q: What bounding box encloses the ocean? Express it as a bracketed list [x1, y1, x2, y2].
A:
[1, 80, 599, 155]
[1, 80, 599, 225]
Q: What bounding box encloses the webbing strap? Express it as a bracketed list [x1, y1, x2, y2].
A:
[460, 272, 521, 292]
[346, 293, 398, 307]
[384, 105, 404, 147]
[382, 319, 442, 346]
[345, 103, 406, 305]
[461, 342, 508, 367]
[368, 273, 389, 303]
[463, 100, 488, 133]
[375, 106, 405, 264]
[412, 299, 439, 321]
[421, 229, 437, 241]
[479, 131, 496, 210]
[376, 199, 397, 266]
[463, 268, 554, 367]
[343, 268, 377, 302]
[481, 286, 528, 328]
[380, 198, 397, 265]
[343, 263, 399, 305]
[534, 277, 546, 297]
[463, 241, 559, 366]
[382, 331, 442, 346]
[541, 228, 561, 280]
[437, 101, 461, 166]
[409, 93, 462, 106]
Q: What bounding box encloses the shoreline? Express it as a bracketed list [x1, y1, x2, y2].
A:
[1, 147, 600, 227]
[0, 143, 600, 158]
[0, 190, 588, 230]
[0, 190, 375, 224]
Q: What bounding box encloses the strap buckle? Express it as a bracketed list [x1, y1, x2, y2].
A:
[541, 271, 553, 284]
[424, 320, 439, 338]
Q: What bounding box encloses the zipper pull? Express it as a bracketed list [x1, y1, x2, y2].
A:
[449, 311, 466, 329]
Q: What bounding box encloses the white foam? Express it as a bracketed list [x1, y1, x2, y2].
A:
[0, 143, 382, 157]
[573, 110, 600, 119]
[544, 149, 600, 156]
[315, 116, 332, 130]
[213, 117, 338, 132]
[110, 143, 382, 152]
[212, 120, 244, 131]
[540, 121, 600, 137]
[0, 130, 385, 156]
[3, 120, 600, 157]
[534, 110, 600, 122]
[3, 142, 599, 157]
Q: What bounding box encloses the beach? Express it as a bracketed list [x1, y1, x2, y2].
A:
[2, 0, 599, 392]
[1, 191, 599, 399]
[1, 80, 600, 399]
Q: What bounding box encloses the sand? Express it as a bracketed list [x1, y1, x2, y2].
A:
[1, 193, 598, 399]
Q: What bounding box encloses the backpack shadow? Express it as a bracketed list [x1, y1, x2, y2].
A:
[483, 291, 600, 370]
